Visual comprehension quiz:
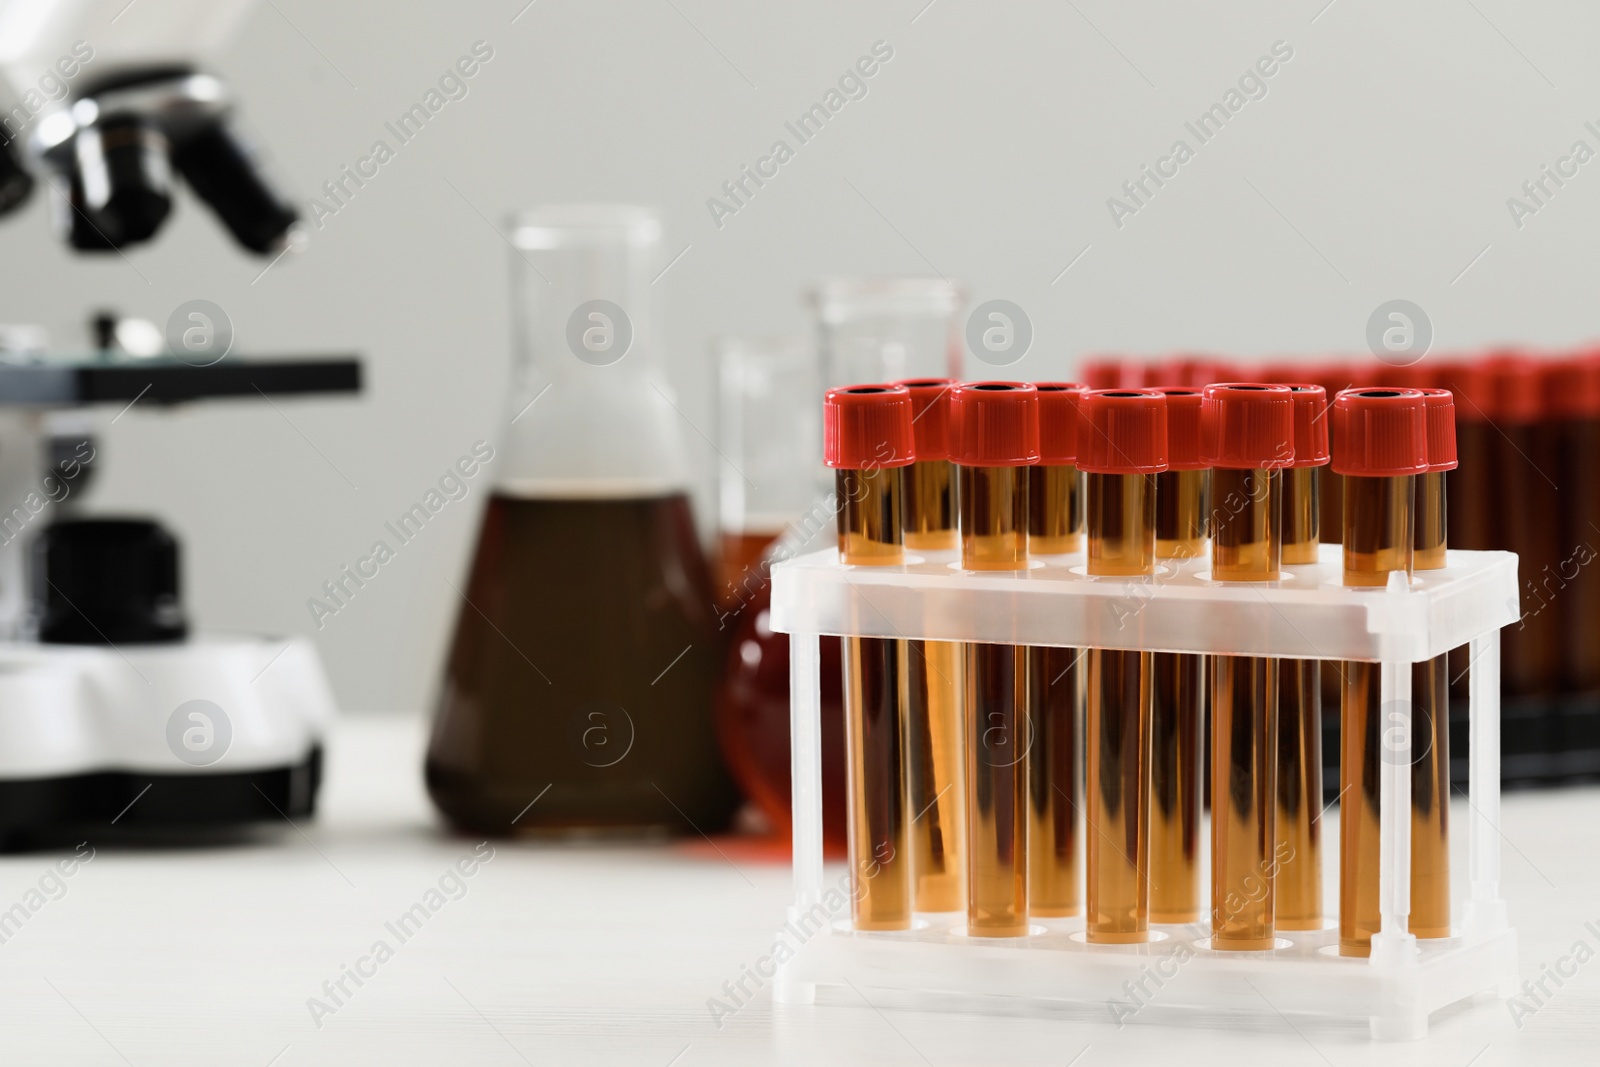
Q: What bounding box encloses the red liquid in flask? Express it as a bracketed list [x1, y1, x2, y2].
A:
[715, 551, 849, 855]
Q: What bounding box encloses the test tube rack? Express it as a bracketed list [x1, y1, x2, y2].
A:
[770, 542, 1519, 1040]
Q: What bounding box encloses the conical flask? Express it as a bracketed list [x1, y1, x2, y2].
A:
[426, 204, 737, 835]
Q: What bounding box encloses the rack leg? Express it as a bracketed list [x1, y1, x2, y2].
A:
[1370, 1007, 1429, 1041]
[776, 631, 825, 1007]
[1372, 657, 1418, 964]
[1464, 631, 1508, 933]
[789, 631, 825, 909]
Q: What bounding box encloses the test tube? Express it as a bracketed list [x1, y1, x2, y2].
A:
[1431, 360, 1492, 700]
[1300, 366, 1357, 711]
[824, 384, 918, 930]
[1542, 356, 1600, 691]
[1203, 383, 1294, 951]
[1026, 383, 1086, 918]
[1304, 363, 1356, 546]
[1274, 383, 1330, 931]
[951, 382, 1039, 936]
[1410, 387, 1457, 939]
[896, 378, 967, 914]
[1079, 389, 1168, 944]
[1332, 387, 1429, 957]
[1148, 386, 1208, 924]
[1431, 360, 1493, 552]
[1475, 356, 1557, 697]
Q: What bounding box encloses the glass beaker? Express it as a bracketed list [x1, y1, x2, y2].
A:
[715, 278, 966, 852]
[808, 277, 966, 387]
[713, 335, 818, 607]
[426, 204, 737, 835]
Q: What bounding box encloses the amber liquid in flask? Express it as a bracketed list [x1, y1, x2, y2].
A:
[427, 205, 737, 835]
[429, 494, 735, 831]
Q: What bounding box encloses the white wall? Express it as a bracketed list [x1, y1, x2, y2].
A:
[1, 0, 1592, 712]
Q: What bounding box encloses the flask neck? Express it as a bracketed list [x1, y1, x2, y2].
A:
[502, 207, 688, 498]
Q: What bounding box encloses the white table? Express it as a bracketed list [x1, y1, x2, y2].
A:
[0, 714, 1594, 1065]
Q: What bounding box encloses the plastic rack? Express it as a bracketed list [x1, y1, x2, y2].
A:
[770, 542, 1519, 1040]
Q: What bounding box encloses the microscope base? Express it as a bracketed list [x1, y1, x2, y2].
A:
[0, 635, 335, 849]
[0, 746, 321, 850]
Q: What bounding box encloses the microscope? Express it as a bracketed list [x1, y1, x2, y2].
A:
[0, 0, 356, 847]
[0, 0, 299, 254]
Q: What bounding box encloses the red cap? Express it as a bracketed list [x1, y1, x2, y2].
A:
[1142, 357, 1237, 389]
[1417, 358, 1478, 419]
[1283, 384, 1330, 467]
[896, 378, 955, 461]
[1465, 353, 1541, 423]
[1201, 383, 1295, 469]
[1388, 359, 1470, 391]
[1541, 354, 1600, 419]
[1079, 358, 1131, 390]
[1258, 361, 1314, 386]
[1139, 362, 1174, 388]
[1331, 388, 1429, 477]
[1078, 389, 1169, 474]
[949, 382, 1040, 467]
[1414, 388, 1458, 471]
[1365, 361, 1418, 389]
[1034, 383, 1085, 465]
[1304, 361, 1358, 407]
[1201, 359, 1243, 388]
[1152, 387, 1207, 470]
[823, 384, 916, 470]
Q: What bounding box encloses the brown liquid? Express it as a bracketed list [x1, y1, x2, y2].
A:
[1148, 650, 1203, 923]
[1410, 653, 1450, 938]
[1274, 658, 1323, 930]
[1319, 470, 1344, 546]
[1085, 648, 1151, 943]
[1339, 474, 1412, 957]
[1339, 660, 1382, 957]
[1448, 423, 1495, 550]
[1446, 422, 1494, 696]
[1028, 465, 1083, 555]
[908, 639, 965, 912]
[845, 635, 914, 929]
[1211, 655, 1278, 950]
[1027, 645, 1081, 917]
[902, 460, 965, 909]
[1411, 471, 1451, 938]
[1502, 424, 1562, 696]
[1563, 419, 1600, 691]
[427, 493, 738, 834]
[965, 641, 1029, 935]
[715, 530, 781, 610]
